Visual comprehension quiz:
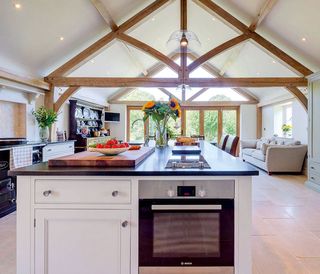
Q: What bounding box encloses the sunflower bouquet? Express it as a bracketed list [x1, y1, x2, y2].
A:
[141, 98, 181, 147]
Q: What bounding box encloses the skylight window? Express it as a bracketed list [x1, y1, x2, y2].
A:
[194, 88, 248, 101]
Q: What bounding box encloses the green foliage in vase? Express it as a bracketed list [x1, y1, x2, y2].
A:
[282, 124, 292, 133]
[32, 106, 58, 129]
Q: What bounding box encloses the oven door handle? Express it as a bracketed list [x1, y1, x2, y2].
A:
[151, 204, 222, 211]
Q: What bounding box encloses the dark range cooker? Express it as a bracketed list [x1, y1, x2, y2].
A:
[0, 138, 42, 217]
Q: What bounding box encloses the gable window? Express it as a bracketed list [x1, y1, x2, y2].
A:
[274, 102, 293, 137]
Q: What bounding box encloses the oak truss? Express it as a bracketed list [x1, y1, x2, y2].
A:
[46, 0, 312, 112]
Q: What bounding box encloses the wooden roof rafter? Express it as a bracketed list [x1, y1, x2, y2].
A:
[46, 0, 311, 111]
[48, 0, 172, 77]
[194, 0, 313, 77]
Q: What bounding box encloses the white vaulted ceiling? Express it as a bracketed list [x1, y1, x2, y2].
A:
[0, 0, 319, 103]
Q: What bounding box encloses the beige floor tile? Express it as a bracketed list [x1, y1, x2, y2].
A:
[298, 258, 320, 274]
[1, 173, 319, 274]
[252, 235, 309, 274]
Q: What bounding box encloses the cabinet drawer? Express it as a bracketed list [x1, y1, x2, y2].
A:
[34, 179, 131, 204]
[43, 143, 74, 155]
[309, 161, 320, 175]
[309, 171, 320, 185]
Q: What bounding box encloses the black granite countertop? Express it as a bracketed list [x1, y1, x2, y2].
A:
[9, 141, 259, 177]
[0, 140, 76, 151]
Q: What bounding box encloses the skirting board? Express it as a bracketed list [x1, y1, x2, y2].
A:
[305, 180, 320, 192]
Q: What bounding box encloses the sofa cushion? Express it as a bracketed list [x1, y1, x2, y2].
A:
[242, 148, 256, 156]
[256, 138, 269, 150]
[251, 150, 266, 161]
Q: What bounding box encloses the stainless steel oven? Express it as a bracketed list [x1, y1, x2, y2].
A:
[139, 180, 235, 274]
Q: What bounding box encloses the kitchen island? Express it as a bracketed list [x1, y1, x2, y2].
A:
[10, 141, 258, 274]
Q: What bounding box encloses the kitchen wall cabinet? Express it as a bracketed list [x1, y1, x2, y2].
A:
[307, 72, 320, 191]
[34, 209, 131, 274]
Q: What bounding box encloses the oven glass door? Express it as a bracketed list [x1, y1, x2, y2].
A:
[139, 199, 234, 267]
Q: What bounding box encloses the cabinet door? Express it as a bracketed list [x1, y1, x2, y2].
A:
[311, 81, 320, 161]
[34, 209, 130, 274]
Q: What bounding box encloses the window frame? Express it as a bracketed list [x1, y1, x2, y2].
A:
[127, 105, 240, 142]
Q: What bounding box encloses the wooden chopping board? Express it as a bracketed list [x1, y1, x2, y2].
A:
[48, 147, 155, 167]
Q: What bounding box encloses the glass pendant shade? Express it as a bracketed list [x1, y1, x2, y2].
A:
[167, 30, 201, 53]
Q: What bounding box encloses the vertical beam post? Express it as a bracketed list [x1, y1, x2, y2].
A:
[256, 106, 262, 138]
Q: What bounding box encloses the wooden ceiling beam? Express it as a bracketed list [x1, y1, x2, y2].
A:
[91, 0, 148, 76]
[45, 76, 307, 88]
[117, 34, 180, 73]
[285, 86, 308, 111]
[188, 34, 249, 73]
[249, 0, 278, 31]
[109, 100, 256, 107]
[188, 53, 259, 102]
[47, 0, 171, 77]
[91, 0, 118, 31]
[194, 0, 313, 76]
[54, 86, 80, 112]
[158, 87, 181, 102]
[0, 68, 49, 90]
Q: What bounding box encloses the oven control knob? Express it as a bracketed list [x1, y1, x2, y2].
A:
[167, 189, 175, 197]
[198, 189, 206, 197]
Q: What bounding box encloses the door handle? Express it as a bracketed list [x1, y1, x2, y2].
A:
[43, 190, 52, 197]
[151, 204, 222, 210]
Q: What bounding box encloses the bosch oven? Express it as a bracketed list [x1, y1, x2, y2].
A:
[139, 180, 235, 274]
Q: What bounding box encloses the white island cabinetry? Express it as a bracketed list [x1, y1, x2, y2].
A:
[17, 177, 136, 274]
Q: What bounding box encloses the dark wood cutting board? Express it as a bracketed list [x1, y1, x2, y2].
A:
[48, 147, 155, 167]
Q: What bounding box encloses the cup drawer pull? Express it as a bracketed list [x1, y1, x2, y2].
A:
[43, 190, 52, 197]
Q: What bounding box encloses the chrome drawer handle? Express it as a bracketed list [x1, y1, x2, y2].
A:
[47, 149, 52, 152]
[311, 177, 315, 180]
[43, 190, 52, 197]
[112, 190, 119, 197]
[121, 221, 128, 228]
[311, 166, 315, 169]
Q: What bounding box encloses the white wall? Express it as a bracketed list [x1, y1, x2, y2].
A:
[0, 86, 44, 141]
[261, 98, 308, 144]
[240, 105, 257, 140]
[292, 99, 308, 144]
[107, 104, 127, 141]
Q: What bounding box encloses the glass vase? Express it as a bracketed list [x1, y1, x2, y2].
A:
[39, 127, 49, 142]
[155, 121, 167, 148]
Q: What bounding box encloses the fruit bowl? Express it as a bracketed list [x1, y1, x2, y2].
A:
[88, 147, 129, 155]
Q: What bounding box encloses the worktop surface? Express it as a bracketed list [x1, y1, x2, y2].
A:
[9, 141, 259, 176]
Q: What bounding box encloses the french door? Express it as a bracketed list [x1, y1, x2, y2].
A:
[127, 106, 239, 143]
[183, 107, 239, 142]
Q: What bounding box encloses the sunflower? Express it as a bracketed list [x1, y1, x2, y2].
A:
[175, 108, 182, 118]
[142, 101, 155, 110]
[169, 98, 180, 110]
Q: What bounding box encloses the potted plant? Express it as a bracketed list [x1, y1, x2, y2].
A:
[32, 106, 58, 142]
[140, 98, 181, 147]
[281, 124, 292, 137]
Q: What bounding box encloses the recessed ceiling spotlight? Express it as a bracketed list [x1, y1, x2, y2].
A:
[14, 3, 21, 9]
[302, 37, 307, 42]
[212, 17, 216, 21]
[90, 60, 95, 64]
[59, 36, 64, 41]
[272, 60, 276, 64]
[151, 17, 155, 22]
[256, 72, 260, 76]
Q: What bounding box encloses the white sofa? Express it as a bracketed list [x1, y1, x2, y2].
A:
[241, 137, 307, 174]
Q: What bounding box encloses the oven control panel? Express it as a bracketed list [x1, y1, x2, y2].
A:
[139, 180, 235, 199]
[177, 186, 195, 197]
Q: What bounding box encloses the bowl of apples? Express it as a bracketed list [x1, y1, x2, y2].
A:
[88, 139, 130, 155]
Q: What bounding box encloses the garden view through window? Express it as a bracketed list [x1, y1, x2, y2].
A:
[128, 107, 238, 143]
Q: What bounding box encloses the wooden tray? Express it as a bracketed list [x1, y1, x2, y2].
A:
[48, 147, 155, 167]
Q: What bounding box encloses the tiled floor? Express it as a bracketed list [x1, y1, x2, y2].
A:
[1, 174, 320, 273]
